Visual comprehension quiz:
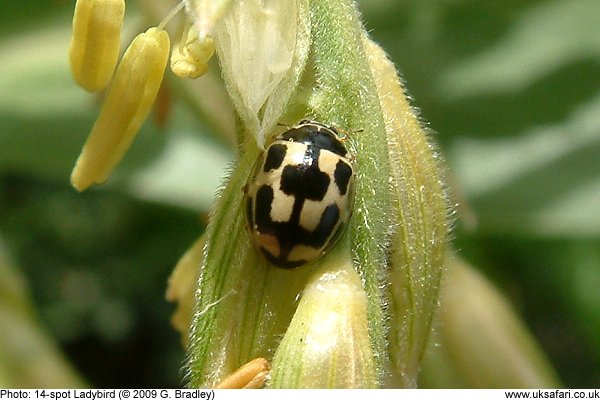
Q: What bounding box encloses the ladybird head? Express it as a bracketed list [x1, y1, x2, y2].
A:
[278, 120, 349, 158]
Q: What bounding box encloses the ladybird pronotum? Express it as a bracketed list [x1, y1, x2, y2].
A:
[244, 120, 355, 268]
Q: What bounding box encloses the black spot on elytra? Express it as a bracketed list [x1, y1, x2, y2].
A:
[310, 204, 340, 247]
[280, 147, 329, 201]
[255, 185, 274, 229]
[263, 143, 287, 172]
[334, 160, 352, 195]
[261, 248, 306, 269]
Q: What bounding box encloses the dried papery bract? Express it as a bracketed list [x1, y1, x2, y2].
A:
[191, 0, 236, 40]
[69, 0, 125, 92]
[71, 28, 170, 191]
[213, 0, 310, 146]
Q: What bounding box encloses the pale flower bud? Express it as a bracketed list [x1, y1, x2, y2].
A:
[420, 258, 561, 388]
[166, 236, 205, 346]
[214, 358, 270, 389]
[363, 35, 449, 387]
[269, 256, 377, 388]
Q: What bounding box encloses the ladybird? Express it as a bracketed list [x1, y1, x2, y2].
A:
[244, 120, 355, 268]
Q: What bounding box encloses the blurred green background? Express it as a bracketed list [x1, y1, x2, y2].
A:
[1, 0, 599, 388]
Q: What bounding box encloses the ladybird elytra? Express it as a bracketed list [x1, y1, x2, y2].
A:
[244, 120, 355, 268]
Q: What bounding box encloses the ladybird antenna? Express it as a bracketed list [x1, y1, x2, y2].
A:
[277, 121, 296, 130]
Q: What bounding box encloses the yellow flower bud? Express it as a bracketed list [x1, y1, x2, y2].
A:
[363, 34, 449, 387]
[69, 0, 125, 92]
[71, 27, 170, 191]
[171, 28, 215, 79]
[421, 257, 561, 388]
[269, 255, 377, 388]
[166, 235, 205, 346]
